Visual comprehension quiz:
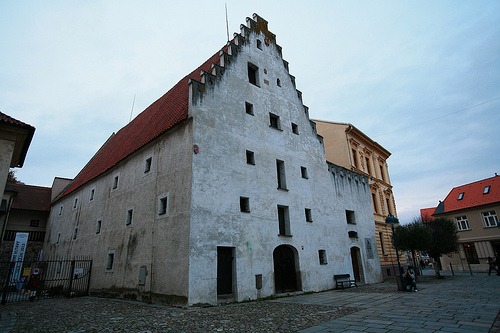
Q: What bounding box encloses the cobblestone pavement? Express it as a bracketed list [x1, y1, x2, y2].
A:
[0, 270, 499, 332]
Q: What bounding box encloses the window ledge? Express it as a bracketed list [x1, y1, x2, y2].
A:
[278, 234, 293, 237]
[277, 188, 289, 192]
[269, 126, 283, 131]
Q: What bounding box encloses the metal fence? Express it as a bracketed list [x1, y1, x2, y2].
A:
[0, 257, 92, 304]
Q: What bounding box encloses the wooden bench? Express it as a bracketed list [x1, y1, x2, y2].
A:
[334, 274, 357, 289]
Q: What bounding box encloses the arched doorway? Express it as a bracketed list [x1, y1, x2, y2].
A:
[350, 247, 364, 283]
[273, 245, 299, 293]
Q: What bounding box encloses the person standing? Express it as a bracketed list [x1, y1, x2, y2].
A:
[487, 257, 496, 276]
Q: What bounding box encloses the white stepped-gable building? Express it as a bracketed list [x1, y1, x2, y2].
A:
[45, 14, 382, 306]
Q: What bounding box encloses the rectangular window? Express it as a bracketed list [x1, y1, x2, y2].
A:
[278, 205, 291, 236]
[256, 39, 262, 50]
[89, 188, 95, 202]
[291, 123, 299, 134]
[318, 250, 328, 265]
[246, 150, 255, 165]
[379, 232, 385, 255]
[73, 197, 78, 209]
[158, 195, 169, 216]
[58, 205, 63, 216]
[30, 219, 39, 227]
[269, 113, 281, 130]
[56, 232, 61, 245]
[365, 157, 371, 175]
[463, 243, 479, 264]
[73, 227, 78, 240]
[386, 198, 392, 215]
[96, 219, 102, 234]
[248, 63, 259, 86]
[245, 102, 254, 115]
[106, 251, 115, 271]
[379, 165, 385, 182]
[276, 160, 287, 190]
[458, 192, 464, 200]
[301, 166, 308, 179]
[372, 193, 378, 214]
[126, 208, 134, 225]
[484, 186, 491, 194]
[346, 210, 356, 224]
[113, 175, 119, 189]
[240, 197, 250, 213]
[145, 157, 152, 173]
[482, 211, 498, 227]
[352, 149, 358, 168]
[305, 208, 313, 222]
[455, 216, 470, 231]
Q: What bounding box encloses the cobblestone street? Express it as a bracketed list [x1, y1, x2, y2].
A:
[1, 271, 499, 332]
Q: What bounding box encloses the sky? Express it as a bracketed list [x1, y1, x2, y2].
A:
[1, 1, 499, 223]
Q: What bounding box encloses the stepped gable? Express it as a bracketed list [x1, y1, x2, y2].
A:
[59, 50, 224, 200]
[58, 13, 308, 200]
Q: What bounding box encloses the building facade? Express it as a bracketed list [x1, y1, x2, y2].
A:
[312, 120, 405, 278]
[44, 14, 382, 306]
[431, 174, 499, 271]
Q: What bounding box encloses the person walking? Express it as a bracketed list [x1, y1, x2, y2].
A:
[487, 257, 496, 276]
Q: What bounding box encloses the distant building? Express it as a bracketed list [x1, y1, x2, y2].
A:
[0, 184, 51, 262]
[44, 14, 382, 306]
[431, 174, 499, 271]
[312, 120, 406, 278]
[419, 207, 436, 222]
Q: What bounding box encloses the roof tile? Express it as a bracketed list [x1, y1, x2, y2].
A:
[441, 174, 500, 213]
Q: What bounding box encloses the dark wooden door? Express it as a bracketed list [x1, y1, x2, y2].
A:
[273, 245, 297, 293]
[217, 247, 233, 296]
[351, 247, 361, 282]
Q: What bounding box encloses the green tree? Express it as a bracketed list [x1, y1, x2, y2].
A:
[7, 169, 19, 183]
[393, 218, 432, 271]
[426, 217, 459, 277]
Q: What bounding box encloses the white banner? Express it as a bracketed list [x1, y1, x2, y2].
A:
[10, 232, 29, 282]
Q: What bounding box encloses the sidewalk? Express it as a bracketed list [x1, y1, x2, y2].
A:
[0, 270, 498, 332]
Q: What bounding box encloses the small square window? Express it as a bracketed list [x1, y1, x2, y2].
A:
[246, 150, 255, 165]
[484, 186, 491, 194]
[30, 219, 39, 227]
[158, 196, 168, 216]
[270, 113, 281, 130]
[305, 208, 313, 222]
[292, 123, 299, 135]
[346, 210, 356, 224]
[248, 63, 259, 86]
[96, 219, 102, 234]
[245, 102, 254, 115]
[126, 208, 133, 225]
[240, 197, 250, 213]
[319, 250, 328, 265]
[145, 157, 152, 173]
[106, 251, 115, 271]
[301, 166, 308, 179]
[458, 192, 464, 200]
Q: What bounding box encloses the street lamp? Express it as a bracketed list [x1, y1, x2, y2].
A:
[385, 213, 404, 291]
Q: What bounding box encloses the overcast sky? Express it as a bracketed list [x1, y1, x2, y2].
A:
[2, 1, 499, 223]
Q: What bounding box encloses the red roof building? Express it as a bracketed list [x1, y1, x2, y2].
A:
[431, 174, 500, 272]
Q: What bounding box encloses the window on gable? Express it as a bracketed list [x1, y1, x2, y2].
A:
[318, 250, 327, 265]
[305, 208, 313, 222]
[301, 166, 308, 179]
[145, 157, 152, 173]
[246, 150, 255, 165]
[248, 63, 259, 86]
[158, 195, 169, 216]
[482, 211, 498, 227]
[96, 219, 102, 234]
[484, 186, 491, 194]
[269, 113, 281, 130]
[106, 251, 115, 271]
[257, 39, 262, 50]
[346, 210, 356, 224]
[245, 102, 254, 115]
[455, 215, 470, 231]
[458, 192, 464, 200]
[240, 197, 250, 213]
[277, 205, 291, 236]
[126, 208, 134, 225]
[276, 159, 287, 190]
[291, 123, 299, 135]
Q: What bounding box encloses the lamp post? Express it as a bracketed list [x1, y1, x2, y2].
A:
[386, 213, 404, 291]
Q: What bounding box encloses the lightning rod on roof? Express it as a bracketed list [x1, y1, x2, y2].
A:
[225, 3, 230, 42]
[129, 94, 136, 123]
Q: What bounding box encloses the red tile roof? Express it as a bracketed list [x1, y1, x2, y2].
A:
[420, 207, 436, 222]
[11, 184, 52, 211]
[440, 174, 500, 213]
[59, 48, 225, 200]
